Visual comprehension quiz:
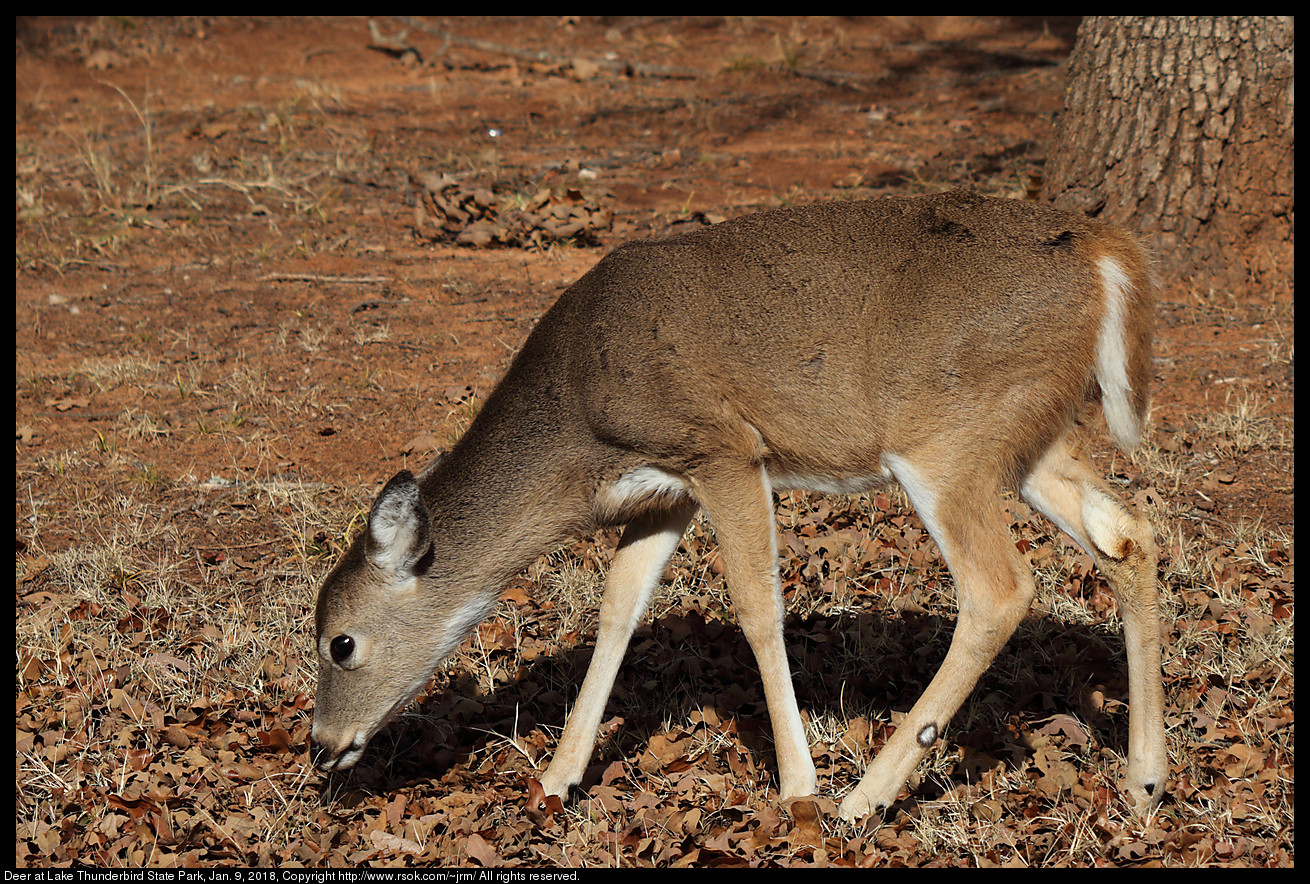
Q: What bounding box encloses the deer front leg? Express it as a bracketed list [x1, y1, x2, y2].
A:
[691, 461, 818, 800]
[539, 501, 696, 798]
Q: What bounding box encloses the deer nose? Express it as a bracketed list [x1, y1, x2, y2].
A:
[309, 738, 335, 770]
[309, 731, 367, 771]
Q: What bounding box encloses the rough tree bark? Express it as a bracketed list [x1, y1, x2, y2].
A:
[1043, 17, 1293, 298]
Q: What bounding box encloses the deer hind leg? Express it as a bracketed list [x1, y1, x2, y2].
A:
[691, 461, 818, 800]
[1020, 434, 1167, 811]
[540, 500, 697, 798]
[839, 454, 1036, 822]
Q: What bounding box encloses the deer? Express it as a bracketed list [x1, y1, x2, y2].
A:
[310, 190, 1167, 821]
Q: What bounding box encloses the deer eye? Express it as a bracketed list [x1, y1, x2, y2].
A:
[330, 635, 355, 664]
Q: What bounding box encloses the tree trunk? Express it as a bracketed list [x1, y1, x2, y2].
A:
[1043, 17, 1293, 298]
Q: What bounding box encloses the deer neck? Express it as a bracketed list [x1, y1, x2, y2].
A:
[416, 368, 595, 591]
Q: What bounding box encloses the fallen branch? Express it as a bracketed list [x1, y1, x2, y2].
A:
[790, 66, 873, 92]
[385, 16, 702, 80]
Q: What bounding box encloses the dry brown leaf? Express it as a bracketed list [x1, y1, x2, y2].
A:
[369, 830, 423, 856]
[787, 798, 824, 847]
[465, 832, 501, 867]
[256, 727, 293, 754]
[1035, 713, 1092, 749]
[1223, 744, 1266, 778]
[500, 584, 533, 606]
[639, 732, 688, 772]
[1031, 745, 1079, 798]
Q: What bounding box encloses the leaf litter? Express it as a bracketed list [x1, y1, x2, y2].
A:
[411, 172, 614, 250]
[15, 476, 1295, 867]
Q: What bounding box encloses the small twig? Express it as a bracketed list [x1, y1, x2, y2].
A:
[790, 67, 872, 92]
[193, 538, 285, 551]
[259, 273, 392, 284]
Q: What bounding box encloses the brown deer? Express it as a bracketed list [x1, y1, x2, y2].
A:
[310, 191, 1167, 820]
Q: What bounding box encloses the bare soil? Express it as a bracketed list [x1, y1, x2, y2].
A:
[16, 17, 1293, 868]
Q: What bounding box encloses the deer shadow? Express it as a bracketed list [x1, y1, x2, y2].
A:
[315, 592, 1138, 807]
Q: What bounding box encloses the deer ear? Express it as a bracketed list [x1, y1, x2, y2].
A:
[365, 470, 432, 577]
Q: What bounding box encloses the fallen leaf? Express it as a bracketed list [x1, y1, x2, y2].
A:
[500, 584, 533, 606]
[1223, 744, 1266, 778]
[787, 798, 824, 847]
[1035, 713, 1092, 749]
[466, 832, 500, 866]
[1031, 745, 1079, 798]
[639, 733, 688, 773]
[161, 726, 192, 750]
[369, 830, 422, 856]
[256, 727, 293, 754]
